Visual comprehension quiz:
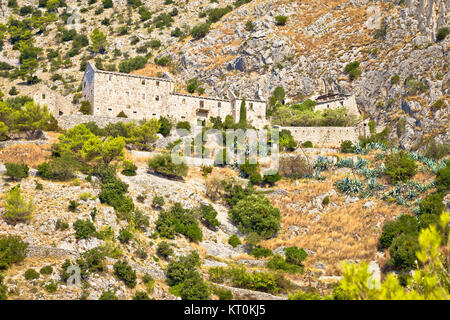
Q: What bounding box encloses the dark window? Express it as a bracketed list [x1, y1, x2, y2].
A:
[156, 96, 160, 101]
[156, 81, 160, 87]
[218, 102, 221, 108]
[200, 101, 204, 108]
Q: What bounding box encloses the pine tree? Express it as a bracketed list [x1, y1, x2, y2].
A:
[238, 98, 247, 128]
[90, 28, 107, 54]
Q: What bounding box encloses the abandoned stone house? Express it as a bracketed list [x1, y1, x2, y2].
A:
[82, 62, 268, 128]
[313, 92, 360, 116]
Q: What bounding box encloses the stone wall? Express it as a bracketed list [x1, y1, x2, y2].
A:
[280, 126, 360, 148]
[56, 114, 134, 130]
[26, 246, 79, 259]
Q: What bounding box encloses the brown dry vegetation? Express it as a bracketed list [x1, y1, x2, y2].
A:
[0, 144, 52, 168]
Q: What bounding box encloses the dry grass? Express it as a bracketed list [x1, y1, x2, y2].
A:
[0, 144, 52, 168]
[262, 177, 406, 276]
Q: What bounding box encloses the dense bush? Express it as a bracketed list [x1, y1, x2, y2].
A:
[384, 151, 417, 183]
[5, 162, 29, 179]
[389, 234, 419, 269]
[37, 156, 80, 181]
[121, 159, 137, 176]
[229, 195, 281, 238]
[24, 268, 39, 280]
[379, 215, 418, 249]
[113, 261, 137, 288]
[251, 247, 273, 258]
[157, 241, 173, 259]
[155, 203, 203, 242]
[284, 246, 308, 266]
[158, 116, 172, 137]
[99, 290, 118, 300]
[435, 162, 450, 194]
[279, 129, 297, 151]
[148, 152, 188, 179]
[301, 141, 313, 148]
[39, 265, 53, 275]
[97, 169, 135, 214]
[118, 228, 133, 244]
[0, 236, 28, 270]
[73, 219, 97, 240]
[275, 15, 287, 26]
[266, 255, 303, 274]
[176, 121, 191, 132]
[198, 204, 220, 229]
[166, 252, 201, 286]
[190, 23, 210, 39]
[436, 27, 449, 42]
[228, 234, 241, 248]
[118, 56, 148, 73]
[4, 186, 34, 224]
[419, 193, 444, 216]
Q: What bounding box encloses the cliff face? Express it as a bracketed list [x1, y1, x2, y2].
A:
[162, 0, 449, 150]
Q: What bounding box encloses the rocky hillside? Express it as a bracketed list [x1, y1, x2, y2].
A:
[0, 0, 448, 151]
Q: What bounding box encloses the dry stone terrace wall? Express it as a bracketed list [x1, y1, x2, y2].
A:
[56, 115, 134, 130]
[280, 126, 361, 148]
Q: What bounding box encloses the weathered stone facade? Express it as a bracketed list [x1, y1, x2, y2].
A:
[82, 62, 267, 128]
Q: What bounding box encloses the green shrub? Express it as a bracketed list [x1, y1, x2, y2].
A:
[0, 236, 28, 270]
[154, 56, 171, 66]
[344, 61, 362, 81]
[156, 203, 203, 242]
[5, 162, 29, 179]
[179, 270, 210, 300]
[121, 159, 137, 176]
[118, 228, 133, 244]
[262, 173, 281, 187]
[389, 234, 419, 269]
[118, 56, 148, 73]
[436, 27, 449, 42]
[208, 267, 226, 283]
[284, 246, 308, 266]
[4, 186, 34, 224]
[156, 241, 173, 259]
[280, 129, 297, 151]
[266, 255, 303, 274]
[99, 290, 118, 300]
[148, 152, 188, 179]
[44, 281, 57, 293]
[384, 151, 417, 183]
[73, 219, 97, 240]
[79, 101, 91, 115]
[133, 291, 151, 300]
[229, 195, 281, 238]
[275, 15, 287, 26]
[301, 141, 313, 148]
[24, 268, 40, 280]
[379, 215, 418, 249]
[152, 195, 165, 209]
[198, 204, 220, 229]
[176, 121, 191, 132]
[158, 116, 172, 137]
[436, 162, 450, 194]
[340, 140, 354, 153]
[419, 193, 444, 216]
[68, 200, 79, 212]
[0, 274, 7, 300]
[190, 23, 210, 39]
[113, 261, 137, 288]
[214, 287, 233, 300]
[37, 156, 79, 181]
[391, 75, 400, 85]
[251, 247, 273, 258]
[166, 251, 201, 287]
[39, 265, 53, 275]
[228, 235, 241, 248]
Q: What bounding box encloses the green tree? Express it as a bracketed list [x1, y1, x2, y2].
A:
[229, 195, 281, 238]
[90, 28, 107, 53]
[4, 186, 34, 224]
[238, 98, 247, 128]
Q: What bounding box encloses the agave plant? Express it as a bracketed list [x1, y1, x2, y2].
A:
[355, 157, 369, 169]
[335, 178, 363, 195]
[337, 158, 354, 168]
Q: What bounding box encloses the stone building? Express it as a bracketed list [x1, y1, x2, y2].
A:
[313, 92, 360, 116]
[82, 62, 267, 128]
